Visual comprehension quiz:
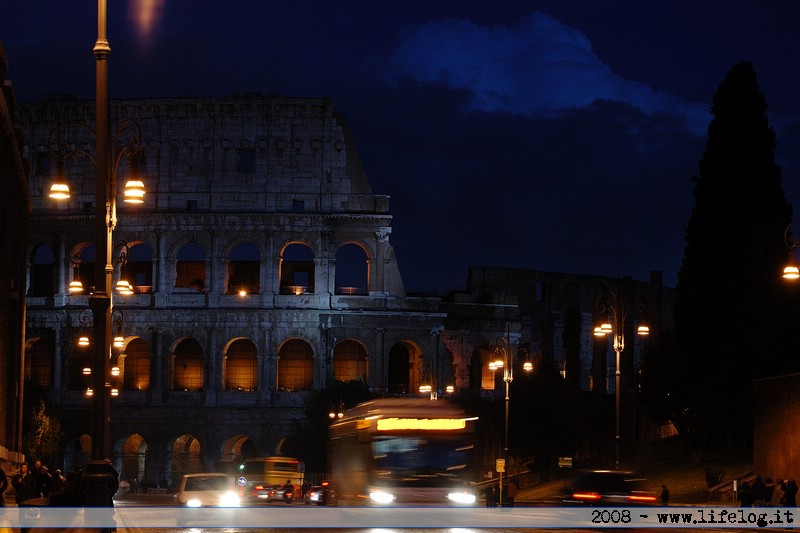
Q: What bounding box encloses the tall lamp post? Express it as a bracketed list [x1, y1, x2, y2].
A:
[48, 0, 146, 506]
[487, 335, 532, 506]
[593, 290, 649, 471]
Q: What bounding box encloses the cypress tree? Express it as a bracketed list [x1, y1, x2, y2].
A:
[671, 61, 795, 450]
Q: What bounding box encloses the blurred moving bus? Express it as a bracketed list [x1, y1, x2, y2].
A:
[328, 398, 478, 506]
[241, 456, 305, 499]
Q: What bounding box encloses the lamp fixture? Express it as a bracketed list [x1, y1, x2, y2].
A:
[68, 280, 85, 293]
[115, 279, 133, 295]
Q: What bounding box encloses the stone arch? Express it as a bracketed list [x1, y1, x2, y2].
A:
[334, 242, 369, 295]
[120, 337, 151, 391]
[121, 240, 155, 294]
[168, 434, 202, 486]
[171, 337, 204, 391]
[174, 241, 207, 291]
[225, 240, 261, 295]
[223, 337, 258, 391]
[332, 338, 368, 382]
[69, 242, 95, 293]
[470, 343, 498, 392]
[219, 434, 257, 472]
[118, 433, 148, 484]
[29, 243, 55, 297]
[279, 242, 315, 295]
[387, 340, 423, 395]
[24, 336, 53, 391]
[62, 434, 91, 473]
[276, 338, 314, 391]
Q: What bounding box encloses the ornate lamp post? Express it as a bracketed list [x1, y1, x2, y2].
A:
[487, 335, 532, 505]
[593, 290, 649, 470]
[47, 0, 145, 506]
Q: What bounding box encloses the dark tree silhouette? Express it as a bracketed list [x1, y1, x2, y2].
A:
[668, 61, 797, 451]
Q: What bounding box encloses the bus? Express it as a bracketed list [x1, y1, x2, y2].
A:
[240, 456, 305, 500]
[328, 398, 479, 506]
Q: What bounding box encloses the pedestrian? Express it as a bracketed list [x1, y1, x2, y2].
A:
[739, 481, 754, 507]
[764, 477, 776, 506]
[0, 465, 7, 506]
[752, 476, 766, 506]
[483, 484, 496, 507]
[660, 485, 670, 505]
[506, 480, 517, 507]
[50, 469, 66, 496]
[780, 479, 798, 507]
[31, 460, 52, 498]
[11, 463, 37, 504]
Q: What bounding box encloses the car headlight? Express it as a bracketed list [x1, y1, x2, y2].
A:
[219, 491, 241, 507]
[186, 498, 202, 507]
[447, 491, 476, 505]
[369, 490, 395, 504]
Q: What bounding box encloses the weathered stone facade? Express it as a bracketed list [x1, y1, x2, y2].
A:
[21, 95, 446, 484]
[20, 94, 678, 484]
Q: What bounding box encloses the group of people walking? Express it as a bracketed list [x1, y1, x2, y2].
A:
[0, 460, 77, 507]
[483, 480, 518, 507]
[738, 476, 798, 507]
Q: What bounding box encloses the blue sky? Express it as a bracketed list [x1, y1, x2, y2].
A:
[4, 0, 800, 293]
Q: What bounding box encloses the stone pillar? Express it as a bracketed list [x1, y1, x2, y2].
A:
[372, 228, 391, 296]
[205, 327, 217, 405]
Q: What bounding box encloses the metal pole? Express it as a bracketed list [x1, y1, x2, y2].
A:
[85, 0, 118, 507]
[614, 340, 621, 471]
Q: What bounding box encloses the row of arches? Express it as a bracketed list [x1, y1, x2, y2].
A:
[28, 240, 370, 297]
[25, 336, 425, 394]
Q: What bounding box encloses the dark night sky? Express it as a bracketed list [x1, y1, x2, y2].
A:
[4, 1, 800, 294]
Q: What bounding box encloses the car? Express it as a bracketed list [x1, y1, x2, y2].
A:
[304, 481, 333, 505]
[248, 483, 294, 503]
[176, 473, 241, 507]
[562, 470, 657, 506]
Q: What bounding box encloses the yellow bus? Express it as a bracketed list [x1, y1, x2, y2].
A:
[240, 456, 305, 501]
[328, 398, 478, 506]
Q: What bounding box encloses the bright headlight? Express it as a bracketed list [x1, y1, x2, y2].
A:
[448, 491, 476, 505]
[219, 491, 241, 507]
[369, 490, 395, 504]
[186, 498, 202, 507]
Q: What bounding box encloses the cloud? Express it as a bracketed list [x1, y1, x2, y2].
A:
[386, 12, 708, 135]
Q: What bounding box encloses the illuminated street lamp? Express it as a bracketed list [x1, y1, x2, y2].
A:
[487, 335, 532, 506]
[781, 221, 800, 280]
[593, 289, 649, 470]
[46, 0, 146, 507]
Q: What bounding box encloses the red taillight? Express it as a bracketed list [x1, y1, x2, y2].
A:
[572, 492, 601, 500]
[321, 481, 329, 486]
[629, 494, 657, 502]
[254, 485, 265, 490]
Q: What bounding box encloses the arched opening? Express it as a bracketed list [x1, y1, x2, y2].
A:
[277, 339, 313, 391]
[334, 243, 368, 295]
[122, 338, 150, 391]
[332, 340, 368, 382]
[175, 242, 206, 291]
[279, 243, 315, 295]
[29, 244, 55, 297]
[227, 241, 261, 294]
[120, 433, 148, 486]
[173, 338, 204, 391]
[224, 338, 258, 391]
[169, 434, 202, 485]
[24, 337, 53, 391]
[122, 242, 154, 294]
[74, 243, 95, 292]
[387, 342, 421, 395]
